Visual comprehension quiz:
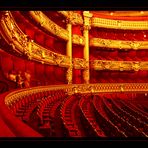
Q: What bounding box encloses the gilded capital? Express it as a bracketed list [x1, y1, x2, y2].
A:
[83, 25, 91, 30]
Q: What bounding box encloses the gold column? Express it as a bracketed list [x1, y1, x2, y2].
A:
[66, 20, 73, 84]
[83, 11, 92, 84]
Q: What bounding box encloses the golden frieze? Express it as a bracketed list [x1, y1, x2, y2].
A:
[72, 58, 88, 69]
[0, 11, 71, 68]
[29, 11, 69, 41]
[5, 83, 148, 107]
[90, 38, 148, 50]
[90, 60, 148, 71]
[91, 17, 148, 30]
[58, 11, 83, 25]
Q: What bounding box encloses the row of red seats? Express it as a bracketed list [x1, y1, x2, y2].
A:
[109, 97, 148, 135]
[79, 95, 106, 137]
[102, 96, 146, 137]
[93, 95, 126, 137]
[0, 92, 42, 137]
[60, 94, 82, 137]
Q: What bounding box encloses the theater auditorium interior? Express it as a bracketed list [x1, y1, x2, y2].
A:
[0, 10, 148, 138]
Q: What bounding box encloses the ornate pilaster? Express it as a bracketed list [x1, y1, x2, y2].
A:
[66, 65, 73, 84]
[83, 11, 93, 84]
[66, 19, 73, 84]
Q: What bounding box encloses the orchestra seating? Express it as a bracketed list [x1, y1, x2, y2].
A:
[1, 89, 148, 137]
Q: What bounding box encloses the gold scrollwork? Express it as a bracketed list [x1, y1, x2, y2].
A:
[83, 67, 89, 84]
[72, 34, 85, 45]
[90, 60, 148, 71]
[58, 11, 83, 25]
[1, 11, 71, 68]
[90, 38, 148, 50]
[66, 65, 73, 84]
[132, 62, 140, 71]
[5, 83, 148, 107]
[73, 58, 87, 69]
[29, 11, 69, 41]
[91, 17, 148, 30]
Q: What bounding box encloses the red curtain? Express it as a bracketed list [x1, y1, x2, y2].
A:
[72, 45, 83, 58]
[72, 25, 82, 36]
[73, 69, 82, 84]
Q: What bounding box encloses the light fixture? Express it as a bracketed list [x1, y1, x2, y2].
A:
[140, 11, 144, 14]
[110, 12, 114, 16]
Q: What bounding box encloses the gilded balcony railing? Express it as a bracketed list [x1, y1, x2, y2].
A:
[29, 11, 85, 46]
[5, 83, 148, 107]
[90, 38, 148, 50]
[0, 11, 70, 68]
[90, 60, 148, 71]
[57, 11, 83, 25]
[91, 17, 148, 30]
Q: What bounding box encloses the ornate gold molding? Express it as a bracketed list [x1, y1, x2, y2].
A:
[72, 34, 85, 45]
[83, 67, 89, 84]
[66, 66, 73, 84]
[72, 58, 88, 69]
[91, 17, 148, 30]
[0, 11, 71, 68]
[5, 83, 148, 107]
[91, 60, 148, 71]
[29, 11, 69, 41]
[90, 38, 148, 50]
[58, 11, 83, 25]
[29, 11, 85, 46]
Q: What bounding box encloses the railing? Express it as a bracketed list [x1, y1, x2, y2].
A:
[0, 11, 70, 68]
[90, 60, 148, 71]
[90, 38, 148, 50]
[1, 83, 148, 137]
[29, 11, 85, 45]
[91, 17, 148, 30]
[4, 83, 148, 107]
[0, 91, 43, 137]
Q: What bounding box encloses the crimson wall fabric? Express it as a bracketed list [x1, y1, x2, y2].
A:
[72, 45, 83, 58]
[72, 25, 82, 36]
[34, 62, 45, 81]
[53, 66, 67, 84]
[90, 47, 148, 61]
[12, 11, 66, 55]
[1, 56, 13, 73]
[73, 69, 82, 84]
[90, 69, 148, 83]
[13, 56, 26, 72]
[0, 50, 67, 87]
[90, 27, 148, 41]
[25, 60, 35, 77]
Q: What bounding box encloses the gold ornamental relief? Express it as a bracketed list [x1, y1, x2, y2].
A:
[66, 66, 73, 84]
[58, 11, 83, 25]
[92, 17, 148, 30]
[72, 58, 87, 69]
[29, 11, 69, 41]
[90, 60, 148, 71]
[90, 38, 148, 50]
[72, 34, 85, 45]
[1, 11, 71, 68]
[83, 68, 89, 83]
[132, 62, 141, 71]
[5, 83, 148, 106]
